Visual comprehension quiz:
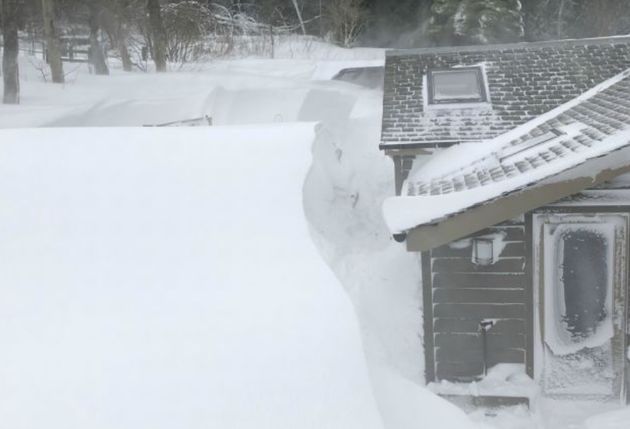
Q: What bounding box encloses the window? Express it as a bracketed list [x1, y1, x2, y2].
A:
[559, 229, 609, 340]
[427, 67, 488, 105]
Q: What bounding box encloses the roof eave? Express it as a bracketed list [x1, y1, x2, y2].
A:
[405, 155, 630, 252]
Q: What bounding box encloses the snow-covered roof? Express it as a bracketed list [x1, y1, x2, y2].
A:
[383, 67, 630, 247]
[381, 36, 630, 149]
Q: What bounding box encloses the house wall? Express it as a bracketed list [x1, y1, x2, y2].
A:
[425, 202, 630, 397]
[392, 155, 415, 195]
[391, 152, 434, 195]
[381, 37, 630, 149]
[423, 220, 531, 382]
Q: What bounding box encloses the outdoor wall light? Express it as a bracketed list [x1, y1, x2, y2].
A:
[472, 237, 493, 266]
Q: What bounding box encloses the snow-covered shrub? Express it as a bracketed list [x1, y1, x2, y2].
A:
[325, 0, 369, 48]
[161, 1, 213, 63]
[159, 2, 285, 61]
[429, 0, 524, 45]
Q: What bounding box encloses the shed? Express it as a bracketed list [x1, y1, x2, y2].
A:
[380, 36, 630, 404]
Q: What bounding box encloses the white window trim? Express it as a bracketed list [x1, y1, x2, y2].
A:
[423, 65, 492, 111]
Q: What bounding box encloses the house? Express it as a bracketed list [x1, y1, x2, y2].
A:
[380, 36, 630, 405]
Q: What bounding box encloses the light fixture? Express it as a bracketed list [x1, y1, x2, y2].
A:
[473, 238, 493, 266]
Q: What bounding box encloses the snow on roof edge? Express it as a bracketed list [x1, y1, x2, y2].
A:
[384, 130, 630, 234]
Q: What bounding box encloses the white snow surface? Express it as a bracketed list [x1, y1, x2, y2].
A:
[584, 407, 630, 429]
[0, 125, 386, 429]
[429, 364, 537, 400]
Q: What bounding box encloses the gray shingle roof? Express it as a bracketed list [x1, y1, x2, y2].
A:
[381, 36, 630, 149]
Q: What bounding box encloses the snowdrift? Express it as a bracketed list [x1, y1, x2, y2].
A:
[0, 125, 383, 429]
[0, 56, 486, 429]
[585, 407, 630, 429]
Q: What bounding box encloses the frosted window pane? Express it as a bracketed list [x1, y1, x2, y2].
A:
[560, 230, 608, 339]
[432, 71, 482, 101]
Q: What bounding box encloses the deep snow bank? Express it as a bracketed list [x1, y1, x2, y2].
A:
[0, 55, 484, 428]
[584, 407, 630, 429]
[0, 125, 383, 429]
[300, 73, 481, 429]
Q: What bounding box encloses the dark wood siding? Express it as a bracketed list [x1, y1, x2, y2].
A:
[427, 223, 530, 382]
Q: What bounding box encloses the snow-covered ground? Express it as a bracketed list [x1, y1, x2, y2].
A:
[0, 125, 384, 429]
[0, 42, 628, 429]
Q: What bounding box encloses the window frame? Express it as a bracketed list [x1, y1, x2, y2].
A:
[426, 67, 489, 105]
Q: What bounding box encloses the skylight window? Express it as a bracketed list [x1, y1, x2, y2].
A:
[427, 67, 488, 105]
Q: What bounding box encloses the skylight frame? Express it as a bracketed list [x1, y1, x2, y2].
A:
[426, 67, 489, 105]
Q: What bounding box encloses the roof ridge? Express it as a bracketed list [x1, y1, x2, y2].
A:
[387, 35, 630, 57]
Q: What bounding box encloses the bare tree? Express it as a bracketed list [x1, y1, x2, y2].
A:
[326, 0, 368, 47]
[289, 0, 306, 34]
[162, 1, 212, 64]
[99, 0, 143, 72]
[88, 1, 109, 74]
[117, 23, 133, 71]
[556, 0, 568, 39]
[41, 0, 65, 83]
[2, 0, 20, 103]
[589, 0, 625, 36]
[146, 0, 167, 71]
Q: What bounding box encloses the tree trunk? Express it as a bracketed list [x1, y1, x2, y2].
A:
[88, 1, 109, 75]
[290, 0, 307, 35]
[2, 0, 20, 104]
[41, 0, 64, 83]
[119, 38, 132, 72]
[591, 0, 619, 37]
[146, 0, 167, 72]
[556, 0, 566, 38]
[116, 21, 133, 72]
